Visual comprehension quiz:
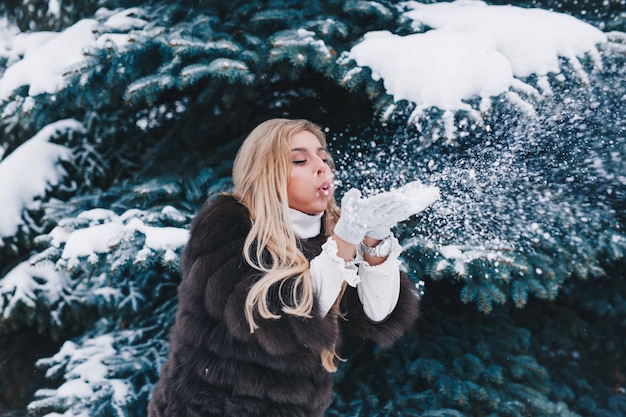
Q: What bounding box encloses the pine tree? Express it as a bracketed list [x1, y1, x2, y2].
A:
[0, 0, 624, 416]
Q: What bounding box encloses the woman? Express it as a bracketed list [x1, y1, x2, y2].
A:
[148, 118, 437, 416]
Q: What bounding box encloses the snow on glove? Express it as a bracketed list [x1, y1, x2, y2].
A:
[334, 188, 417, 245]
[367, 180, 441, 239]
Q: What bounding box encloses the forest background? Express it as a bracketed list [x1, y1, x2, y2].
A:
[0, 0, 624, 416]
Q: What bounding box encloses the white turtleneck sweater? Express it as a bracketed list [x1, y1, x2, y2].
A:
[289, 208, 401, 322]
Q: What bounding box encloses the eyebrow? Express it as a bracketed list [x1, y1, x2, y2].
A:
[291, 147, 327, 152]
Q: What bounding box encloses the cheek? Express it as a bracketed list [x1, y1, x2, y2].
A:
[287, 170, 310, 203]
[288, 169, 305, 188]
[286, 173, 297, 200]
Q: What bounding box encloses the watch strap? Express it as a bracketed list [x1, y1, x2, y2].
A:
[360, 235, 392, 258]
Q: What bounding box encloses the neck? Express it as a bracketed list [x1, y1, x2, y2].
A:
[289, 207, 323, 239]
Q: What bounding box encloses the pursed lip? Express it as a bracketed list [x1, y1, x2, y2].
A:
[318, 181, 332, 195]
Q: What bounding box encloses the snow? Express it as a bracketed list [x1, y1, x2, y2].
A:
[0, 20, 98, 99]
[272, 28, 333, 59]
[402, 1, 606, 77]
[394, 180, 441, 213]
[77, 208, 118, 222]
[434, 243, 517, 277]
[93, 285, 122, 303]
[143, 225, 190, 250]
[0, 115, 187, 259]
[347, 0, 607, 112]
[48, 0, 61, 17]
[0, 119, 82, 237]
[101, 7, 148, 32]
[0, 9, 147, 100]
[43, 334, 132, 405]
[350, 29, 513, 111]
[0, 259, 71, 318]
[123, 218, 190, 251]
[0, 17, 20, 63]
[61, 223, 125, 258]
[53, 210, 189, 261]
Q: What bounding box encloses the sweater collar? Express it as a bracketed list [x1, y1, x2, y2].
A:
[289, 207, 323, 239]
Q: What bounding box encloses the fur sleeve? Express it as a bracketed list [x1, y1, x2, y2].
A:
[178, 194, 253, 321]
[180, 194, 338, 358]
[223, 273, 339, 357]
[340, 272, 420, 349]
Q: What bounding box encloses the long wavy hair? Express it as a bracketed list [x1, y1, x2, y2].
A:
[231, 118, 343, 372]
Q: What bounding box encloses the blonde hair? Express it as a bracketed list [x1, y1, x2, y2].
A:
[231, 118, 342, 372]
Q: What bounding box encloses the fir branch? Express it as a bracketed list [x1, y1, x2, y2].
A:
[205, 57, 255, 84]
[342, 0, 395, 25]
[305, 18, 350, 40]
[249, 8, 301, 31]
[123, 74, 177, 106]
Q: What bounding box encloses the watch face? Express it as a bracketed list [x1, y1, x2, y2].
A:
[378, 238, 392, 256]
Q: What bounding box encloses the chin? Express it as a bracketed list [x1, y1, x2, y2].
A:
[306, 204, 328, 215]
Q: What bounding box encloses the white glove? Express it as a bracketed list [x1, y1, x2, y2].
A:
[368, 180, 440, 239]
[334, 181, 440, 244]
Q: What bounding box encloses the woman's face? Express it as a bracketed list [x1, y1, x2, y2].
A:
[287, 130, 334, 215]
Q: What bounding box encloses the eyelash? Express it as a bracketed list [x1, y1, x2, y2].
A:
[292, 158, 330, 165]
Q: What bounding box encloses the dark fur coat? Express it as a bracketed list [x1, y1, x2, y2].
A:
[148, 195, 419, 417]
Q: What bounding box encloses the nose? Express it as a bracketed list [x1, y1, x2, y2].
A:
[313, 156, 328, 177]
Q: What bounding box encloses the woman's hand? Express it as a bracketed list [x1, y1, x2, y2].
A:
[333, 181, 440, 246]
[333, 188, 405, 245]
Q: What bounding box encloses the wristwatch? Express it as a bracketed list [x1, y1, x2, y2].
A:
[360, 236, 392, 258]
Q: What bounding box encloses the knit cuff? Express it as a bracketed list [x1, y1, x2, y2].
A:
[333, 219, 365, 246]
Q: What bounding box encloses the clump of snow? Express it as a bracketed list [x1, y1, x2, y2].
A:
[350, 29, 513, 111]
[0, 8, 148, 100]
[161, 205, 187, 222]
[431, 242, 518, 278]
[77, 207, 118, 222]
[0, 119, 83, 237]
[143, 225, 190, 251]
[348, 0, 607, 112]
[32, 333, 132, 412]
[101, 7, 148, 32]
[49, 208, 189, 267]
[61, 223, 125, 259]
[272, 28, 333, 59]
[0, 20, 99, 99]
[403, 0, 606, 78]
[0, 260, 71, 319]
[0, 17, 19, 60]
[48, 0, 61, 17]
[122, 217, 190, 251]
